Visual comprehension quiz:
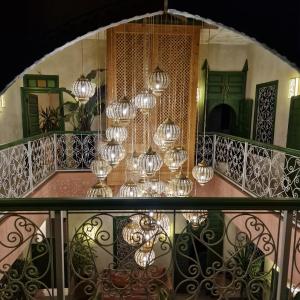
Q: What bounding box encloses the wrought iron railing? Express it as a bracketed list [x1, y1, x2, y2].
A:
[197, 133, 300, 198]
[0, 198, 299, 299]
[1, 130, 300, 199]
[0, 131, 300, 199]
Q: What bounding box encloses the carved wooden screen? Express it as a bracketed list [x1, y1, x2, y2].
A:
[107, 23, 200, 184]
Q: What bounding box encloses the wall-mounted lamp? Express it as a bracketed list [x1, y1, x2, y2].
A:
[196, 87, 201, 103]
[0, 95, 4, 112]
[289, 77, 300, 98]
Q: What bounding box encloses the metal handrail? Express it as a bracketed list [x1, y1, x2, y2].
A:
[1, 131, 299, 158]
[0, 197, 299, 211]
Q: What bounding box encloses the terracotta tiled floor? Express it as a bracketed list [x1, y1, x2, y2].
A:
[29, 171, 248, 198]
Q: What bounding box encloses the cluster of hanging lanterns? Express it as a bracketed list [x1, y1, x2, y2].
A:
[84, 66, 215, 243]
[82, 19, 215, 236]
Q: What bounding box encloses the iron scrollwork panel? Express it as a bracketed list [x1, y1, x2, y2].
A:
[68, 212, 173, 300]
[31, 136, 56, 186]
[196, 135, 214, 166]
[56, 134, 97, 170]
[68, 210, 281, 300]
[0, 213, 53, 299]
[245, 145, 271, 197]
[7, 145, 31, 198]
[215, 136, 245, 184]
[270, 151, 300, 198]
[254, 82, 278, 144]
[0, 148, 10, 198]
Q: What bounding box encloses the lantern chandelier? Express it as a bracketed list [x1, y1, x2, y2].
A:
[72, 40, 95, 104]
[84, 15, 216, 263]
[87, 16, 214, 205]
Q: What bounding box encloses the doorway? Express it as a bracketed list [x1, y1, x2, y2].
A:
[21, 74, 65, 138]
[207, 104, 237, 134]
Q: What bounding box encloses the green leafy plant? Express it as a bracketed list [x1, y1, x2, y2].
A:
[64, 85, 105, 132]
[0, 258, 40, 299]
[39, 106, 62, 132]
[70, 230, 98, 300]
[229, 239, 266, 299]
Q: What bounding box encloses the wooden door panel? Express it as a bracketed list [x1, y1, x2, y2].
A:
[27, 94, 40, 136]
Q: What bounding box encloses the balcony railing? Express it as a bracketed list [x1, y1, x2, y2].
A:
[0, 198, 299, 299]
[0, 132, 300, 298]
[1, 131, 300, 199]
[196, 133, 300, 198]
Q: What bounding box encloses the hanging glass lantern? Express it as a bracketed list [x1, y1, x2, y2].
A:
[141, 189, 161, 197]
[126, 151, 140, 174]
[153, 213, 170, 238]
[157, 118, 180, 146]
[119, 180, 142, 197]
[165, 180, 175, 197]
[122, 221, 143, 246]
[137, 177, 148, 194]
[86, 180, 113, 198]
[135, 247, 155, 268]
[153, 132, 169, 152]
[90, 156, 112, 180]
[106, 102, 118, 120]
[101, 139, 126, 167]
[192, 160, 214, 185]
[114, 96, 136, 125]
[138, 147, 163, 176]
[134, 89, 156, 114]
[164, 146, 188, 172]
[170, 172, 193, 197]
[72, 75, 95, 104]
[182, 210, 208, 229]
[146, 178, 166, 195]
[148, 66, 170, 96]
[106, 123, 128, 143]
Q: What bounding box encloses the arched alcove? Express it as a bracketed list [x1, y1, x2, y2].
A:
[207, 104, 237, 134]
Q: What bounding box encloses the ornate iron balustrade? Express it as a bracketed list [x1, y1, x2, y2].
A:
[197, 133, 300, 199]
[0, 133, 56, 198]
[0, 131, 299, 199]
[0, 198, 299, 299]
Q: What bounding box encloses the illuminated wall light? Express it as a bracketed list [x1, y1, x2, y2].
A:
[0, 95, 4, 112]
[289, 77, 300, 98]
[196, 87, 200, 103]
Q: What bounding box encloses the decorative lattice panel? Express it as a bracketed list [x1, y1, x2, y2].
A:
[107, 23, 200, 184]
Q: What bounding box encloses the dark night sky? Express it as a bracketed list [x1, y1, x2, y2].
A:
[1, 0, 300, 92]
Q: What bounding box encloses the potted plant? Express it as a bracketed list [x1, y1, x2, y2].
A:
[228, 239, 266, 299]
[0, 258, 40, 299]
[62, 84, 105, 168]
[70, 231, 97, 300]
[39, 106, 62, 132]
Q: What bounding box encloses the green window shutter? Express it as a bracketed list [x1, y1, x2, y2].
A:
[27, 94, 41, 136]
[207, 72, 226, 115]
[238, 98, 253, 138]
[287, 96, 300, 150]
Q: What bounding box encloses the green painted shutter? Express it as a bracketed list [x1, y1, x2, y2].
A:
[27, 94, 40, 136]
[225, 72, 246, 117]
[238, 99, 253, 138]
[287, 96, 300, 150]
[207, 71, 226, 116]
